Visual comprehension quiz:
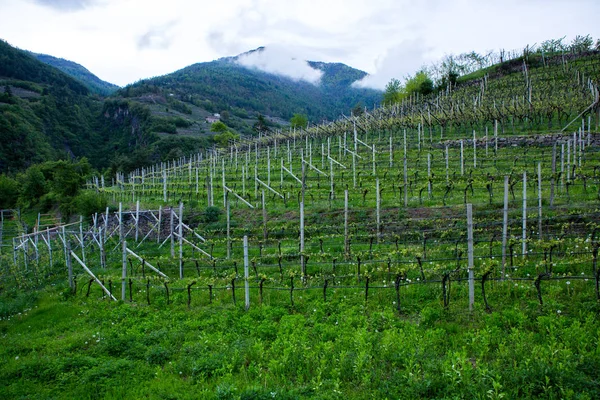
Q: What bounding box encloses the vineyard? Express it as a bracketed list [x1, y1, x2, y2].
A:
[2, 52, 600, 399]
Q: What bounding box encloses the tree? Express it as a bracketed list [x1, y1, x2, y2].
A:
[404, 71, 434, 96]
[540, 36, 567, 54]
[18, 165, 47, 207]
[570, 34, 593, 53]
[213, 130, 239, 147]
[253, 114, 270, 135]
[210, 121, 228, 134]
[382, 71, 434, 106]
[382, 78, 403, 106]
[0, 174, 18, 208]
[290, 113, 308, 129]
[352, 103, 365, 117]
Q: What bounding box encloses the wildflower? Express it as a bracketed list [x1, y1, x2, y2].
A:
[557, 310, 561, 314]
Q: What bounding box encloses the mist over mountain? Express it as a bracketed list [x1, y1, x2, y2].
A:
[121, 46, 381, 123]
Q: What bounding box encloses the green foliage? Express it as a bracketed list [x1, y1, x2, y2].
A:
[31, 52, 119, 96]
[0, 282, 599, 399]
[0, 40, 88, 95]
[404, 71, 433, 96]
[382, 78, 403, 106]
[253, 114, 271, 135]
[167, 98, 192, 115]
[570, 34, 594, 53]
[18, 165, 47, 207]
[74, 190, 108, 218]
[13, 159, 92, 215]
[210, 121, 228, 133]
[0, 174, 19, 208]
[213, 130, 240, 147]
[202, 206, 222, 223]
[150, 117, 177, 134]
[290, 113, 308, 129]
[383, 71, 433, 105]
[119, 56, 381, 123]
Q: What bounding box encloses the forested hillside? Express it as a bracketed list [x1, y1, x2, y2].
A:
[32, 53, 120, 96]
[120, 47, 381, 122]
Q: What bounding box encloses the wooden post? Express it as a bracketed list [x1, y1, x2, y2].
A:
[163, 170, 167, 203]
[244, 235, 250, 311]
[537, 163, 542, 240]
[352, 152, 357, 189]
[300, 201, 305, 279]
[560, 142, 565, 191]
[267, 147, 271, 186]
[550, 144, 556, 206]
[445, 145, 449, 183]
[376, 179, 381, 243]
[104, 206, 109, 245]
[330, 157, 334, 200]
[566, 140, 571, 181]
[46, 228, 53, 268]
[67, 241, 73, 290]
[427, 153, 432, 198]
[79, 215, 85, 264]
[389, 134, 393, 168]
[118, 202, 123, 243]
[344, 190, 349, 259]
[473, 130, 477, 168]
[157, 206, 162, 243]
[466, 203, 474, 312]
[460, 139, 464, 176]
[522, 172, 527, 258]
[262, 190, 267, 240]
[372, 144, 376, 176]
[501, 176, 509, 279]
[226, 193, 231, 259]
[179, 202, 183, 279]
[135, 200, 140, 242]
[403, 153, 408, 207]
[209, 163, 214, 206]
[170, 207, 175, 258]
[222, 159, 227, 208]
[122, 240, 127, 301]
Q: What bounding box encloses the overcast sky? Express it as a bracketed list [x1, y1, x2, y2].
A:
[1, 0, 599, 89]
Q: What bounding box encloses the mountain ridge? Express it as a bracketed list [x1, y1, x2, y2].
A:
[31, 52, 120, 96]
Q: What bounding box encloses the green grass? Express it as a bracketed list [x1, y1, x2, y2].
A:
[1, 273, 600, 399]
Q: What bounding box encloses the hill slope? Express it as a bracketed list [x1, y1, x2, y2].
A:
[32, 53, 120, 96]
[120, 47, 381, 123]
[0, 40, 158, 172]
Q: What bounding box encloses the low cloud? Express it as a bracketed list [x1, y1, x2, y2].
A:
[354, 39, 430, 90]
[235, 45, 323, 84]
[137, 21, 178, 50]
[31, 0, 100, 12]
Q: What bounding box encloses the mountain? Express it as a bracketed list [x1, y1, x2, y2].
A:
[31, 53, 120, 96]
[119, 47, 381, 123]
[0, 43, 381, 174]
[0, 40, 160, 173]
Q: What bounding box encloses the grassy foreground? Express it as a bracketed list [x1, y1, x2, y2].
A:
[1, 276, 599, 399]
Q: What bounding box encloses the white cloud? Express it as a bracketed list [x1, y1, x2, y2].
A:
[354, 39, 431, 90]
[235, 45, 323, 84]
[1, 0, 599, 87]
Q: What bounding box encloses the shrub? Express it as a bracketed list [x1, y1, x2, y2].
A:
[202, 206, 222, 223]
[74, 191, 108, 218]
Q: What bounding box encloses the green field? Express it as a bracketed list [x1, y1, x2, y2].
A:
[2, 51, 600, 399]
